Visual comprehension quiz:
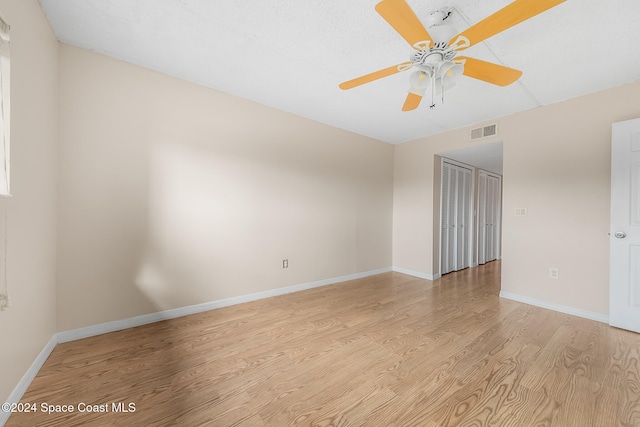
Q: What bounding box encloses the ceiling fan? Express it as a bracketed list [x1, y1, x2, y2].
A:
[339, 0, 565, 111]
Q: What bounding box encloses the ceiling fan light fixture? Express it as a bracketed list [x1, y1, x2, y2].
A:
[432, 62, 463, 99]
[408, 70, 431, 95]
[439, 62, 463, 82]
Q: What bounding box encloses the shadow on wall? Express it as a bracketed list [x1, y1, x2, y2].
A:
[33, 135, 388, 425]
[133, 137, 370, 310]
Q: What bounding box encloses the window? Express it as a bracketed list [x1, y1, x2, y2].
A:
[0, 15, 9, 196]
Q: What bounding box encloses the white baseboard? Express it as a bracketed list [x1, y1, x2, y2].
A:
[56, 266, 390, 343]
[0, 335, 58, 426]
[499, 290, 609, 324]
[3, 267, 392, 426]
[392, 266, 439, 281]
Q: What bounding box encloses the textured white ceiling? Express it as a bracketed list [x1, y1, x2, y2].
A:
[39, 0, 640, 144]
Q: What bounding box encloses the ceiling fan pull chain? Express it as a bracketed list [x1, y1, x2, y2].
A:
[430, 74, 436, 109]
[438, 62, 445, 105]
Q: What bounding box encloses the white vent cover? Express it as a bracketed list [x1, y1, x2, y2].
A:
[470, 127, 483, 140]
[470, 123, 499, 141]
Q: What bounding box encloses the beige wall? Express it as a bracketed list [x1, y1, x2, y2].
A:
[3, 0, 637, 401]
[0, 0, 58, 402]
[500, 83, 640, 314]
[393, 80, 640, 316]
[56, 44, 393, 331]
[393, 127, 482, 275]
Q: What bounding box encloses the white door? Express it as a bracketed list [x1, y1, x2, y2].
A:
[486, 174, 501, 261]
[456, 166, 472, 270]
[477, 172, 487, 264]
[441, 162, 455, 274]
[441, 159, 474, 275]
[610, 118, 640, 333]
[477, 170, 502, 265]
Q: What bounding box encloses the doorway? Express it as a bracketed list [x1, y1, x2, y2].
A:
[436, 142, 503, 277]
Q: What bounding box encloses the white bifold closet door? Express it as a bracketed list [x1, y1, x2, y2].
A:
[477, 170, 502, 265]
[441, 160, 474, 275]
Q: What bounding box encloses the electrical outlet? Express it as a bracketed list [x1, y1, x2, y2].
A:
[549, 268, 559, 279]
[283, 259, 288, 269]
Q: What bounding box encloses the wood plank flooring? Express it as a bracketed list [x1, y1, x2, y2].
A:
[7, 261, 640, 426]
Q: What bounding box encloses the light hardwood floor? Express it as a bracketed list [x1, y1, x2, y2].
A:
[7, 261, 640, 426]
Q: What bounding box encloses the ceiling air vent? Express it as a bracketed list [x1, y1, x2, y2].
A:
[470, 123, 499, 141]
[470, 127, 484, 140]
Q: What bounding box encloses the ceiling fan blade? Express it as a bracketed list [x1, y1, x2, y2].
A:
[458, 56, 522, 86]
[450, 0, 565, 50]
[339, 62, 412, 90]
[375, 0, 432, 47]
[402, 93, 422, 111]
